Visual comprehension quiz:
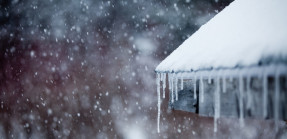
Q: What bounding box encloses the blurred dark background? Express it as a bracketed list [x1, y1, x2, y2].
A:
[0, 0, 233, 138]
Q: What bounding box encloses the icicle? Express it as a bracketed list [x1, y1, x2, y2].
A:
[217, 78, 221, 117]
[157, 73, 161, 95]
[168, 73, 171, 91]
[181, 73, 184, 90]
[162, 73, 166, 99]
[193, 73, 197, 99]
[246, 76, 252, 110]
[156, 73, 161, 133]
[200, 74, 204, 103]
[222, 75, 226, 93]
[160, 73, 163, 98]
[175, 74, 178, 101]
[171, 73, 174, 103]
[274, 71, 280, 131]
[214, 77, 220, 132]
[239, 74, 245, 127]
[263, 72, 267, 118]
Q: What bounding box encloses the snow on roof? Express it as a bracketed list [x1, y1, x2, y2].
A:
[156, 0, 287, 73]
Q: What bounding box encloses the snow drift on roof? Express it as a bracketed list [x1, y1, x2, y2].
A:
[156, 0, 287, 72]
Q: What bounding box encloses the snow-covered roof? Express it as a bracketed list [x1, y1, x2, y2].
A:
[156, 0, 287, 73]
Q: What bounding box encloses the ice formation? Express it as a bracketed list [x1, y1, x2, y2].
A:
[200, 74, 204, 103]
[193, 74, 197, 99]
[175, 74, 178, 101]
[171, 73, 174, 103]
[246, 76, 251, 110]
[156, 73, 161, 133]
[263, 72, 267, 118]
[274, 70, 279, 131]
[239, 74, 245, 127]
[162, 73, 166, 99]
[214, 77, 220, 132]
[181, 73, 184, 90]
[155, 64, 287, 133]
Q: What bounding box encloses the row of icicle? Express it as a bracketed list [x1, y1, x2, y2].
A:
[156, 65, 287, 133]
